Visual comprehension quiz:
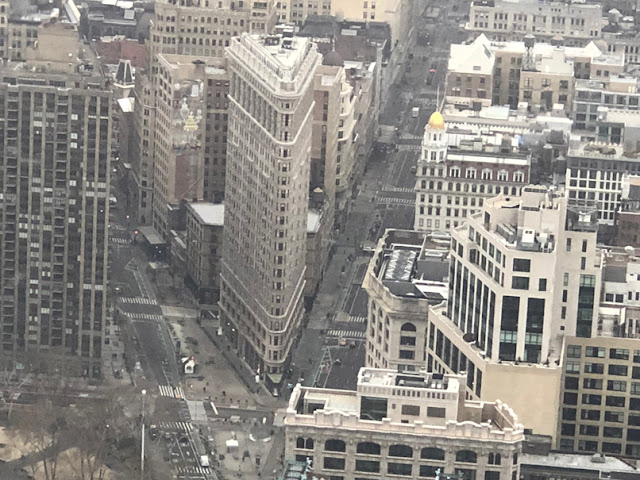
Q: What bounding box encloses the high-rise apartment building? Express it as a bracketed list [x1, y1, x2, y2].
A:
[284, 368, 524, 480]
[219, 33, 321, 380]
[0, 23, 112, 377]
[426, 186, 601, 437]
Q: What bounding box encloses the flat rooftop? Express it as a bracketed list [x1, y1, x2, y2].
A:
[521, 452, 638, 472]
[373, 230, 449, 302]
[188, 202, 224, 226]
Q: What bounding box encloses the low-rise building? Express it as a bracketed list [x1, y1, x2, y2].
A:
[447, 34, 623, 112]
[616, 175, 640, 248]
[185, 203, 224, 306]
[565, 141, 640, 226]
[284, 368, 524, 480]
[415, 111, 531, 233]
[467, 0, 603, 46]
[363, 230, 450, 373]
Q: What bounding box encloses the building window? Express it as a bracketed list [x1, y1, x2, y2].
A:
[421, 447, 445, 460]
[513, 258, 531, 272]
[389, 445, 413, 458]
[511, 276, 530, 290]
[355, 460, 380, 473]
[325, 439, 346, 452]
[324, 457, 345, 470]
[567, 345, 581, 358]
[456, 450, 478, 463]
[357, 442, 381, 455]
[538, 278, 547, 291]
[388, 463, 412, 476]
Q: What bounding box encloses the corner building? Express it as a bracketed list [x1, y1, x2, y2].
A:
[220, 33, 321, 379]
[284, 368, 524, 480]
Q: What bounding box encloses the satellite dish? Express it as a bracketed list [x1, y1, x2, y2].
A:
[625, 245, 635, 256]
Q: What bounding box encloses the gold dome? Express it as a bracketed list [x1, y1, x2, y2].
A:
[427, 111, 445, 130]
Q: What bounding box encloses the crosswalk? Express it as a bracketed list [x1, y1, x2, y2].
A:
[401, 133, 423, 140]
[178, 466, 209, 475]
[348, 315, 367, 323]
[399, 144, 421, 152]
[109, 237, 130, 244]
[382, 187, 415, 194]
[118, 296, 158, 305]
[128, 313, 165, 321]
[109, 225, 127, 231]
[328, 330, 366, 339]
[158, 385, 186, 399]
[376, 196, 415, 205]
[157, 421, 193, 432]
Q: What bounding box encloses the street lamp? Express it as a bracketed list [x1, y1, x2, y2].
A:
[140, 389, 146, 480]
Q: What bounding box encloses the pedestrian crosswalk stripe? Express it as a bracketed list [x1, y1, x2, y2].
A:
[118, 296, 158, 305]
[128, 313, 164, 321]
[327, 330, 366, 339]
[158, 385, 186, 399]
[348, 316, 367, 323]
[382, 187, 414, 194]
[158, 421, 193, 431]
[109, 237, 130, 244]
[109, 225, 127, 231]
[178, 466, 208, 474]
[376, 196, 415, 205]
[399, 144, 421, 151]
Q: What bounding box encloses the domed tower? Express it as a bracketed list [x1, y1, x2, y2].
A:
[415, 111, 448, 232]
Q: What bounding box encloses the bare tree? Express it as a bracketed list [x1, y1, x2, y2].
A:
[0, 358, 32, 424]
[15, 398, 68, 480]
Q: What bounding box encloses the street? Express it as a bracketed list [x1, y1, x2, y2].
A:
[290, 0, 468, 391]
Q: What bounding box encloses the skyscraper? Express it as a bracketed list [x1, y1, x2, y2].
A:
[220, 33, 321, 380]
[0, 23, 112, 377]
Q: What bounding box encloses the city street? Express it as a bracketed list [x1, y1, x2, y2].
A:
[290, 0, 468, 391]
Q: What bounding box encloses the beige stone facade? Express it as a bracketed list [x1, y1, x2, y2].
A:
[285, 368, 524, 480]
[219, 34, 321, 378]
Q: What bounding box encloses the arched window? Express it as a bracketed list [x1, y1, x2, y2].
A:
[389, 444, 413, 458]
[296, 437, 305, 449]
[429, 181, 434, 189]
[495, 453, 502, 465]
[421, 447, 445, 460]
[437, 181, 443, 190]
[421, 180, 427, 189]
[456, 450, 477, 463]
[325, 439, 346, 452]
[448, 182, 453, 190]
[401, 323, 416, 332]
[357, 442, 381, 455]
[456, 183, 461, 192]
[305, 438, 314, 450]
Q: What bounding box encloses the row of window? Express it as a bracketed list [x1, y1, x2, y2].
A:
[294, 439, 508, 465]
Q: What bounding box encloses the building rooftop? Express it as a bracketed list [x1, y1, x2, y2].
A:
[371, 230, 450, 302]
[188, 203, 225, 227]
[286, 368, 524, 440]
[449, 34, 494, 75]
[521, 452, 638, 473]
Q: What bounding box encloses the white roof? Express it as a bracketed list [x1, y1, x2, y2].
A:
[449, 34, 494, 75]
[189, 203, 224, 226]
[117, 97, 135, 113]
[307, 210, 322, 234]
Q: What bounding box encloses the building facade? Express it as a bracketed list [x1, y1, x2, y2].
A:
[425, 187, 601, 438]
[467, 0, 602, 46]
[219, 33, 321, 379]
[0, 24, 112, 377]
[363, 230, 449, 372]
[414, 111, 530, 233]
[284, 368, 524, 480]
[185, 202, 224, 306]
